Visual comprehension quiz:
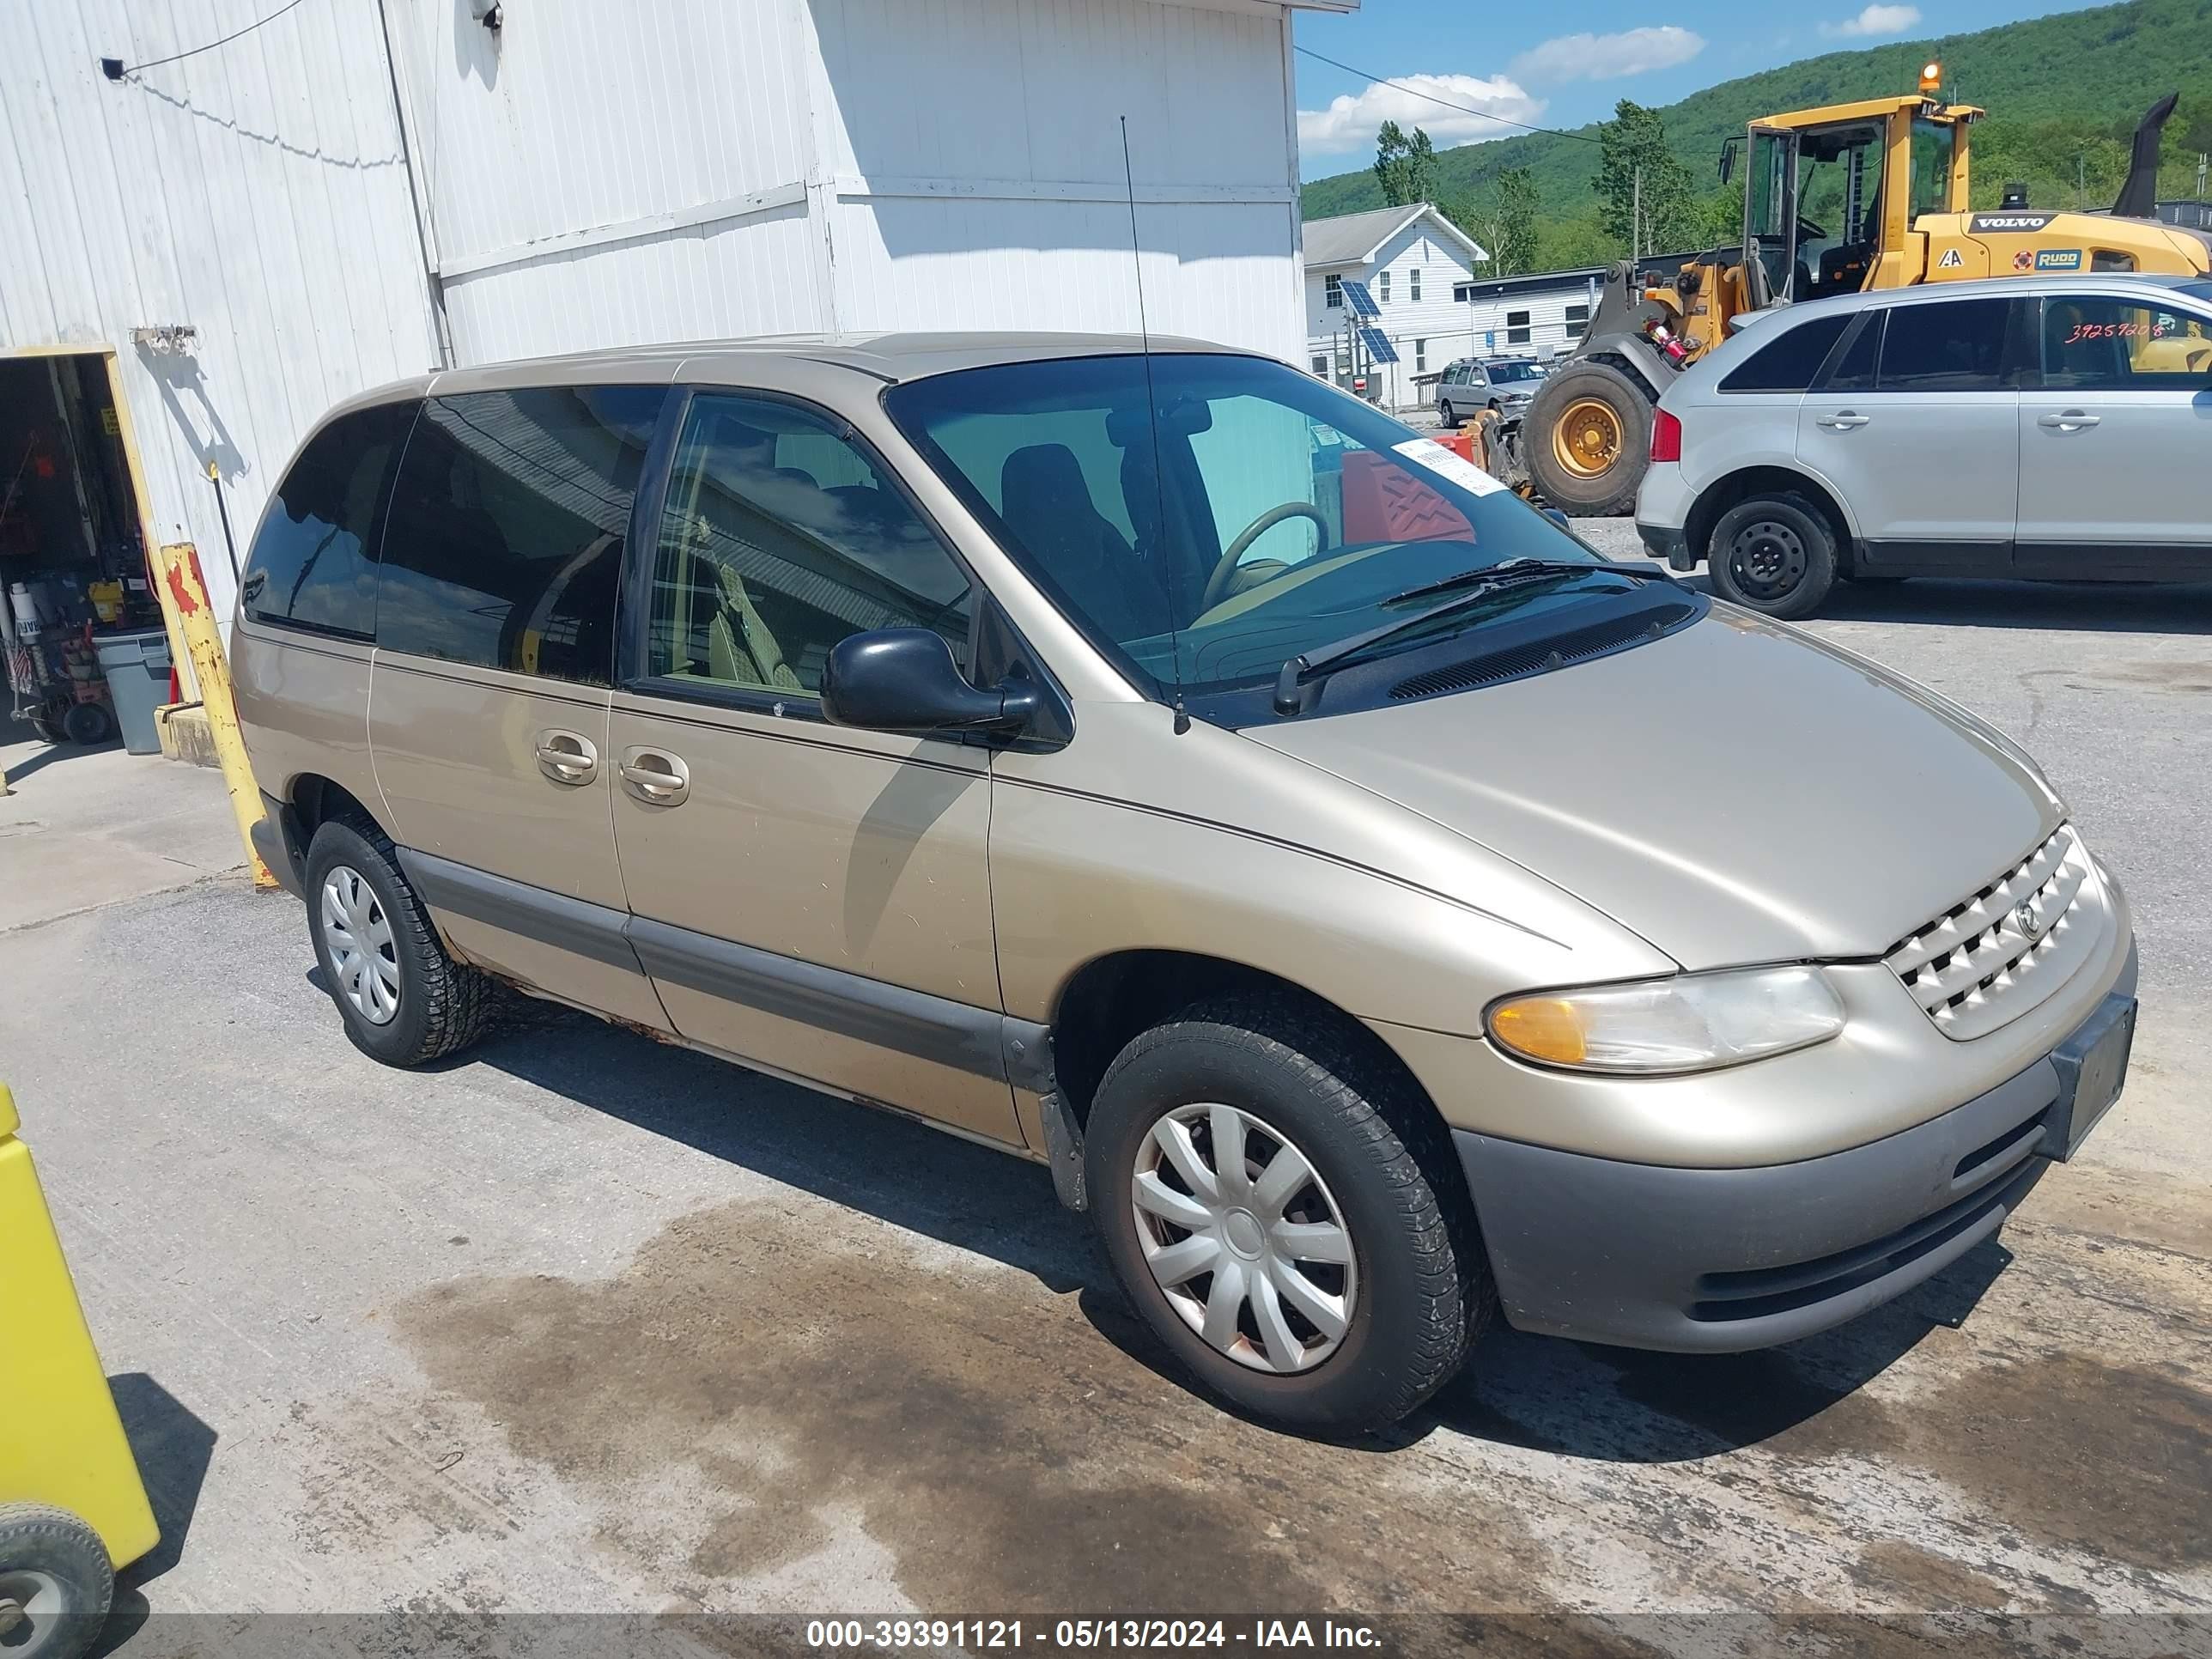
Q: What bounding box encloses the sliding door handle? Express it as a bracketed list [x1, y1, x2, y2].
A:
[618, 747, 690, 805]
[534, 729, 597, 785]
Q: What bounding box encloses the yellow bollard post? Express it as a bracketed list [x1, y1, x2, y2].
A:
[152, 543, 277, 890]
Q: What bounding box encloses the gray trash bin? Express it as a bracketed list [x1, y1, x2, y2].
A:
[93, 628, 173, 755]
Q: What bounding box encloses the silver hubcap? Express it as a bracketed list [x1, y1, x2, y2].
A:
[320, 863, 401, 1025]
[1131, 1103, 1358, 1374]
[0, 1570, 66, 1655]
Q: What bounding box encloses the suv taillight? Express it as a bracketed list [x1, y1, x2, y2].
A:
[1650, 408, 1682, 464]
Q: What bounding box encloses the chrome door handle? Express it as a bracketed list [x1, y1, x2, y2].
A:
[2037, 410, 2101, 430]
[1814, 411, 1870, 429]
[618, 747, 690, 805]
[534, 729, 598, 785]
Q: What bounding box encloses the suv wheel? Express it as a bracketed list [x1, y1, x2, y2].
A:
[1707, 493, 1838, 620]
[1438, 398, 1457, 428]
[304, 817, 493, 1066]
[1085, 995, 1490, 1436]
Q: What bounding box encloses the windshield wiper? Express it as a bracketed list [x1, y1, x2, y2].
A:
[1275, 558, 1678, 716]
[1383, 557, 1675, 607]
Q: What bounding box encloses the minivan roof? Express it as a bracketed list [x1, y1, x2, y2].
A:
[340, 331, 1259, 414]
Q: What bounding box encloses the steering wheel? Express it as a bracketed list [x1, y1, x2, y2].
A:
[1200, 502, 1331, 613]
[1796, 215, 1830, 244]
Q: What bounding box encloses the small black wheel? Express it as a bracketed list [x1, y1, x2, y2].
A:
[1708, 493, 1838, 620]
[304, 817, 493, 1066]
[61, 702, 114, 745]
[0, 1504, 113, 1659]
[1085, 995, 1490, 1436]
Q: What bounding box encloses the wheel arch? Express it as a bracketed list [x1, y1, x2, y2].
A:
[1687, 465, 1859, 569]
[1046, 949, 1473, 1211]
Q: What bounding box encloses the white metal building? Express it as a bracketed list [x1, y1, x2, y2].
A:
[1450, 266, 1607, 368]
[1301, 203, 1487, 408]
[1, 0, 1346, 631]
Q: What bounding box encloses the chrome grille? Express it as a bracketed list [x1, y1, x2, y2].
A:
[1884, 825, 2096, 1041]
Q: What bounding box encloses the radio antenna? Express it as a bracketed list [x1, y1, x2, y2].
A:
[1121, 114, 1189, 734]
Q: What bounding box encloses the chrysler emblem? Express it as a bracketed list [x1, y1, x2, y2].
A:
[2014, 899, 2044, 939]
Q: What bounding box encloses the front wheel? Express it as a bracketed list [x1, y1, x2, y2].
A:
[1524, 361, 1654, 517]
[0, 1504, 112, 1659]
[1437, 399, 1457, 428]
[1707, 494, 1838, 620]
[1085, 996, 1489, 1436]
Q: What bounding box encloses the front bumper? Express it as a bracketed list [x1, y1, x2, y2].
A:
[1454, 953, 2136, 1352]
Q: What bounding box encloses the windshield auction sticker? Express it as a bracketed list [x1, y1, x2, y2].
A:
[1393, 437, 1506, 497]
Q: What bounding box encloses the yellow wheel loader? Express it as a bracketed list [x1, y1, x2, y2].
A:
[1520, 76, 2212, 514]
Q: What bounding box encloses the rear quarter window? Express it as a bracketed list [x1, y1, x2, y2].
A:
[1718, 313, 1850, 392]
[240, 400, 416, 640]
[377, 386, 666, 685]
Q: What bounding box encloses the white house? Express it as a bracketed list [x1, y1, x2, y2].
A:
[1, 0, 1349, 640]
[1450, 266, 1608, 368]
[1302, 203, 1487, 408]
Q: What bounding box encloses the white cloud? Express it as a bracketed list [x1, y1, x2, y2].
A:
[1509, 26, 1705, 85]
[1297, 74, 1547, 157]
[1820, 4, 1923, 38]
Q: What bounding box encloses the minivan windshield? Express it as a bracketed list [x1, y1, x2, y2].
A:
[885, 353, 1619, 706]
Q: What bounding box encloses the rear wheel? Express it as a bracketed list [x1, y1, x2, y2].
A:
[1525, 361, 1653, 516]
[304, 817, 493, 1066]
[0, 1504, 112, 1659]
[1707, 494, 1838, 620]
[1085, 996, 1489, 1436]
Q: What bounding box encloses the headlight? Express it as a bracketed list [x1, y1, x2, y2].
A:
[1487, 965, 1844, 1075]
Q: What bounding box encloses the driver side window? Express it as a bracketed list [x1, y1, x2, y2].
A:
[646, 395, 973, 698]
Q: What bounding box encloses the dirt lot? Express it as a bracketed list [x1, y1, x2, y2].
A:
[3, 563, 2208, 1656]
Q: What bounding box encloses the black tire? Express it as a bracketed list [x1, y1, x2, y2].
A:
[303, 817, 493, 1066]
[0, 1504, 113, 1659]
[1437, 399, 1456, 428]
[61, 702, 113, 745]
[1085, 995, 1491, 1436]
[1524, 359, 1654, 517]
[1707, 493, 1838, 620]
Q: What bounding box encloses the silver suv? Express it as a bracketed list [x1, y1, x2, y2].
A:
[1637, 274, 2212, 617]
[1436, 356, 1548, 427]
[235, 334, 2136, 1435]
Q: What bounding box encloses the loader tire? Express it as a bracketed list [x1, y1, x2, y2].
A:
[1525, 361, 1653, 517]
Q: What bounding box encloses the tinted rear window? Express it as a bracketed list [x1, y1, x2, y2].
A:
[1719, 313, 1850, 392]
[378, 386, 665, 685]
[1878, 299, 2016, 391]
[241, 401, 416, 639]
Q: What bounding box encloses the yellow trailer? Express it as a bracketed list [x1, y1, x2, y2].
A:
[0, 1083, 160, 1659]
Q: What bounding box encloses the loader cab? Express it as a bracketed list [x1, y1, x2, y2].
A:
[1729, 95, 1977, 306]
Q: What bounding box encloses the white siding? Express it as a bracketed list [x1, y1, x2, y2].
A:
[1457, 276, 1606, 366]
[398, 0, 1309, 365]
[0, 0, 437, 621]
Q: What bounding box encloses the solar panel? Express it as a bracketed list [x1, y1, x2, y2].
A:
[1339, 278, 1381, 318]
[1358, 326, 1399, 365]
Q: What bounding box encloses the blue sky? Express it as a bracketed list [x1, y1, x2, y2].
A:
[1293, 0, 2106, 178]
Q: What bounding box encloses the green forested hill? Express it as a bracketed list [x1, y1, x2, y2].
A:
[1301, 0, 2212, 266]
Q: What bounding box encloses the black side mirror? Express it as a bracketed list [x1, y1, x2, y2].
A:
[1542, 507, 1571, 529]
[821, 628, 1039, 738]
[1718, 137, 1739, 186]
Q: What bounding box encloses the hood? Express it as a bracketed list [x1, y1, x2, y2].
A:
[1244, 606, 2062, 969]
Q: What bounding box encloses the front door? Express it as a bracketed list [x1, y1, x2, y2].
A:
[1797, 296, 2027, 569]
[606, 387, 1022, 1144]
[2015, 291, 2212, 575]
[1743, 124, 1801, 303]
[368, 383, 672, 1029]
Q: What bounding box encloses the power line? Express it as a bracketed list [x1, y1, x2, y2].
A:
[1294, 46, 1604, 147]
[102, 0, 316, 81]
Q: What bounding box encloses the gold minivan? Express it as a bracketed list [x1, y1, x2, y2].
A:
[235, 336, 2136, 1434]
